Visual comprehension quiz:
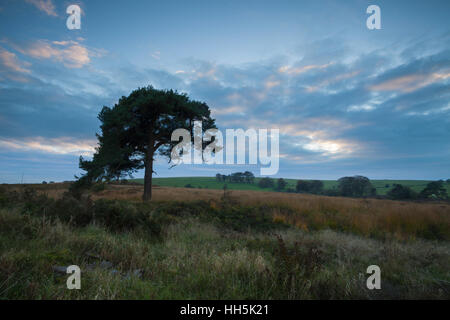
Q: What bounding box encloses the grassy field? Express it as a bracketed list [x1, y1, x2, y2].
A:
[132, 177, 450, 195]
[0, 183, 449, 299]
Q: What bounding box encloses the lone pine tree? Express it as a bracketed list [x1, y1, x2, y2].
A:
[76, 86, 216, 201]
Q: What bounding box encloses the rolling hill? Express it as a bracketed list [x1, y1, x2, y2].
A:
[130, 177, 450, 196]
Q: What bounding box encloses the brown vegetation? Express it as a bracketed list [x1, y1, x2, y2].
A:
[6, 183, 450, 241]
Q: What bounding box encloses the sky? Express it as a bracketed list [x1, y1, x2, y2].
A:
[0, 0, 449, 183]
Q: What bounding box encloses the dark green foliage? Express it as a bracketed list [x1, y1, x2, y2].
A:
[68, 176, 93, 199]
[48, 194, 93, 226]
[309, 180, 323, 193]
[258, 177, 274, 188]
[0, 186, 10, 208]
[296, 180, 324, 194]
[420, 180, 448, 200]
[387, 184, 417, 200]
[0, 187, 21, 208]
[147, 200, 288, 232]
[93, 200, 158, 233]
[216, 171, 255, 184]
[337, 176, 376, 197]
[91, 183, 106, 193]
[214, 205, 288, 232]
[276, 178, 287, 191]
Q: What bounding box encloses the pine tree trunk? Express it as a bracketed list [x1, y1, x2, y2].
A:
[143, 146, 154, 202]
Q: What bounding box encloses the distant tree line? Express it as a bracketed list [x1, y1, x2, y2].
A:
[216, 171, 255, 184]
[293, 176, 376, 197]
[387, 180, 449, 200]
[215, 173, 449, 201]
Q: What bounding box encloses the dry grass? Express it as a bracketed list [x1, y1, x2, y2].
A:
[6, 183, 450, 240]
[97, 185, 450, 240]
[1, 184, 449, 299]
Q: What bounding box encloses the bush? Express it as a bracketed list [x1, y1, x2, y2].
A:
[258, 177, 274, 188]
[276, 178, 287, 191]
[387, 184, 417, 200]
[16, 190, 164, 236]
[93, 199, 145, 232]
[91, 183, 106, 193]
[68, 176, 92, 199]
[48, 194, 93, 226]
[296, 180, 323, 194]
[0, 187, 9, 208]
[0, 187, 21, 208]
[420, 180, 448, 200]
[337, 176, 376, 197]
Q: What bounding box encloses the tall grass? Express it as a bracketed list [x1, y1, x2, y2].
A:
[8, 183, 450, 240]
[1, 184, 449, 299]
[1, 205, 449, 299]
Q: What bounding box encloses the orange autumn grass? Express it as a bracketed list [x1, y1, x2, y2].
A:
[15, 183, 450, 241]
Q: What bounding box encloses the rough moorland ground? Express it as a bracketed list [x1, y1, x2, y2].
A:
[0, 183, 449, 299]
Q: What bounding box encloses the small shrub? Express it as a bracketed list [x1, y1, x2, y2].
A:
[258, 177, 274, 188]
[91, 183, 106, 193]
[387, 184, 417, 200]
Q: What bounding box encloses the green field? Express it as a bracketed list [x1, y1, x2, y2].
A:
[131, 177, 450, 196]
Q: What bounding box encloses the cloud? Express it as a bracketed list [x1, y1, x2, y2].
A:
[0, 47, 31, 74]
[27, 40, 90, 68]
[8, 40, 97, 69]
[278, 62, 333, 75]
[302, 139, 355, 157]
[211, 105, 245, 115]
[25, 0, 57, 17]
[370, 72, 450, 93]
[368, 49, 450, 93]
[151, 51, 161, 60]
[0, 47, 32, 82]
[0, 137, 97, 156]
[347, 104, 375, 112]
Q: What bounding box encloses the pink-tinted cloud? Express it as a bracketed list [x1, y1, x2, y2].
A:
[14, 40, 94, 68]
[278, 62, 333, 75]
[370, 72, 450, 93]
[0, 137, 97, 156]
[25, 0, 57, 17]
[0, 47, 31, 73]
